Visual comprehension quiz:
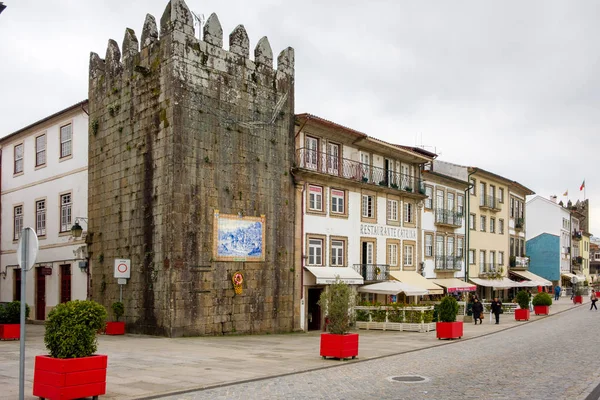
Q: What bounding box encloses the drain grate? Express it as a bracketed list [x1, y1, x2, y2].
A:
[388, 375, 429, 383]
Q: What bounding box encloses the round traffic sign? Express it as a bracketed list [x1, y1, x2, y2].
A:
[117, 263, 128, 273]
[16, 227, 39, 271]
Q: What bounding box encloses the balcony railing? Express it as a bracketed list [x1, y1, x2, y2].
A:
[434, 209, 463, 227]
[515, 218, 524, 230]
[295, 148, 424, 194]
[479, 263, 499, 275]
[434, 256, 463, 271]
[572, 256, 583, 266]
[479, 195, 501, 211]
[352, 264, 389, 282]
[572, 230, 582, 240]
[510, 256, 529, 270]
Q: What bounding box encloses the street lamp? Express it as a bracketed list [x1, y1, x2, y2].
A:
[71, 217, 88, 238]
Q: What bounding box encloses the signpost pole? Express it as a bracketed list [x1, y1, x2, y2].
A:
[120, 285, 123, 303]
[18, 229, 29, 400]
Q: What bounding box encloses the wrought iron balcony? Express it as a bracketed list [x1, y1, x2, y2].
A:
[572, 230, 582, 241]
[434, 256, 463, 271]
[510, 256, 529, 270]
[352, 264, 389, 282]
[479, 263, 499, 276]
[434, 209, 463, 227]
[479, 195, 501, 212]
[515, 218, 524, 230]
[295, 148, 424, 195]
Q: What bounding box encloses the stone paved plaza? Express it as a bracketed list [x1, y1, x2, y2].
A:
[0, 297, 597, 399]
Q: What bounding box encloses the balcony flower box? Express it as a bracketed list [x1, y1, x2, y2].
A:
[0, 324, 20, 340]
[320, 333, 358, 360]
[514, 308, 530, 321]
[436, 321, 463, 340]
[533, 305, 550, 315]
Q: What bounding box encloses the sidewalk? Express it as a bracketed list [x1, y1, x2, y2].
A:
[0, 297, 588, 400]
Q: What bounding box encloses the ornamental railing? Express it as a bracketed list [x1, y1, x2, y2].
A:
[295, 148, 423, 194]
[479, 195, 501, 211]
[434, 208, 463, 227]
[434, 256, 463, 271]
[352, 264, 389, 281]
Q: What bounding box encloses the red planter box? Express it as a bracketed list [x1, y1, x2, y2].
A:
[515, 308, 530, 321]
[105, 321, 125, 335]
[595, 292, 600, 298]
[574, 295, 583, 304]
[436, 321, 463, 340]
[33, 354, 107, 400]
[320, 333, 359, 360]
[0, 324, 20, 340]
[534, 305, 550, 315]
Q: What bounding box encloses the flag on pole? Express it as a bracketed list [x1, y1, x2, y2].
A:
[563, 190, 568, 196]
[580, 180, 585, 191]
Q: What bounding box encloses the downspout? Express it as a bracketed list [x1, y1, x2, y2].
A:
[465, 168, 478, 283]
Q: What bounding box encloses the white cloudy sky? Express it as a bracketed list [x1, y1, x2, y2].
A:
[1, 1, 598, 232]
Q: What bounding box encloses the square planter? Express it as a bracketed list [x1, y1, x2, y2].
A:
[320, 333, 359, 360]
[105, 321, 125, 335]
[574, 295, 583, 304]
[436, 321, 463, 340]
[0, 324, 20, 340]
[533, 305, 550, 315]
[515, 308, 530, 321]
[33, 354, 107, 400]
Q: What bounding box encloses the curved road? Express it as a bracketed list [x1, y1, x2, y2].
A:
[158, 306, 600, 400]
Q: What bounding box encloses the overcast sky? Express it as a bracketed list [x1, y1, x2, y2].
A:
[1, 1, 598, 234]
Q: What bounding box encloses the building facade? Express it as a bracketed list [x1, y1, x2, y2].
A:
[292, 114, 435, 331]
[0, 101, 89, 320]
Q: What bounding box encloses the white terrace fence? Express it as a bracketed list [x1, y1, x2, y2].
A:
[354, 305, 435, 333]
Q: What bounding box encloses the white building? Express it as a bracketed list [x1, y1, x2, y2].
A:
[0, 100, 89, 321]
[292, 114, 436, 331]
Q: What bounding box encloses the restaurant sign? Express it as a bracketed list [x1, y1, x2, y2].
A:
[359, 223, 417, 240]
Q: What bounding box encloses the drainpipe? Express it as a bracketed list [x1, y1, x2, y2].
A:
[465, 169, 478, 284]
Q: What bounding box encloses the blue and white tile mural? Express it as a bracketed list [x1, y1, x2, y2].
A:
[213, 211, 266, 261]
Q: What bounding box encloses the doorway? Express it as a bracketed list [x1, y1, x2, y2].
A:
[307, 288, 323, 331]
[36, 267, 46, 320]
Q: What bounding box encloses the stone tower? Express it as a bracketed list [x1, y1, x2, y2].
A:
[88, 0, 297, 336]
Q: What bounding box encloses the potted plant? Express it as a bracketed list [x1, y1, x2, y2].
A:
[33, 300, 108, 400]
[573, 286, 584, 304]
[532, 292, 552, 315]
[105, 301, 125, 335]
[319, 279, 358, 360]
[0, 301, 30, 340]
[515, 290, 530, 321]
[436, 296, 463, 340]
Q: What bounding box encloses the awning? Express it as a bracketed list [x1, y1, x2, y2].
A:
[304, 266, 364, 285]
[561, 272, 576, 279]
[510, 270, 552, 286]
[358, 281, 428, 296]
[470, 277, 523, 289]
[389, 271, 444, 295]
[561, 272, 586, 284]
[432, 278, 477, 293]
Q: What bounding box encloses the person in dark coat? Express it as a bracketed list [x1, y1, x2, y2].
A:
[490, 297, 502, 324]
[472, 298, 483, 325]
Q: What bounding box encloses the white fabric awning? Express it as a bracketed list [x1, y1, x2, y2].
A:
[389, 271, 444, 295]
[304, 266, 364, 285]
[511, 270, 552, 286]
[561, 272, 586, 284]
[432, 278, 477, 293]
[470, 277, 523, 289]
[357, 281, 428, 296]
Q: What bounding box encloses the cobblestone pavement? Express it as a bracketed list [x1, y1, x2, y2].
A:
[158, 306, 600, 400]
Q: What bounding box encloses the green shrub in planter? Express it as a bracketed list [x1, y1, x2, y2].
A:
[532, 292, 553, 307]
[438, 296, 459, 322]
[111, 301, 124, 322]
[319, 279, 352, 335]
[515, 290, 530, 309]
[0, 301, 30, 324]
[44, 300, 107, 359]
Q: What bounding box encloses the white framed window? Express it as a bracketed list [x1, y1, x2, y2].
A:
[14, 143, 23, 174]
[479, 250, 486, 270]
[387, 199, 398, 221]
[470, 178, 476, 195]
[404, 202, 413, 223]
[479, 182, 486, 206]
[403, 244, 414, 266]
[60, 193, 72, 232]
[457, 194, 464, 215]
[14, 205, 23, 240]
[499, 251, 504, 266]
[387, 243, 398, 267]
[60, 123, 73, 158]
[480, 215, 486, 232]
[457, 237, 464, 258]
[470, 214, 476, 230]
[447, 192, 455, 211]
[308, 238, 323, 265]
[331, 240, 344, 266]
[510, 198, 515, 218]
[330, 189, 344, 214]
[436, 235, 444, 257]
[36, 134, 46, 166]
[425, 234, 433, 257]
[499, 219, 504, 234]
[469, 249, 475, 265]
[362, 195, 375, 218]
[305, 136, 318, 170]
[436, 189, 444, 211]
[308, 185, 323, 211]
[499, 188, 504, 203]
[36, 200, 46, 236]
[424, 186, 433, 209]
[326, 142, 340, 175]
[490, 217, 496, 233]
[360, 152, 370, 180]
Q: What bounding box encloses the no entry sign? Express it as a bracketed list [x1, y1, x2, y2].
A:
[114, 259, 131, 279]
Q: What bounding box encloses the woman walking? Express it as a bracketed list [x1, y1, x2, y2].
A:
[472, 298, 483, 325]
[591, 292, 598, 311]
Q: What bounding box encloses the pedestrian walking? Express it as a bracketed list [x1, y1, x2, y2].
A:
[554, 285, 561, 301]
[472, 298, 483, 325]
[491, 297, 503, 324]
[591, 292, 598, 311]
